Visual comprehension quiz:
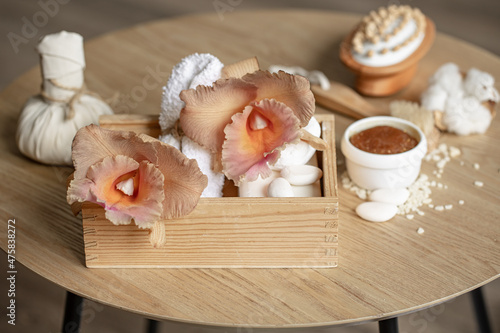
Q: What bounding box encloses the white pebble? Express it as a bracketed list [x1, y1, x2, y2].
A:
[435, 205, 444, 211]
[368, 188, 410, 206]
[280, 165, 322, 186]
[445, 204, 453, 210]
[355, 202, 398, 222]
[267, 178, 294, 197]
[474, 180, 484, 187]
[473, 163, 480, 170]
[417, 227, 425, 234]
[458, 200, 465, 205]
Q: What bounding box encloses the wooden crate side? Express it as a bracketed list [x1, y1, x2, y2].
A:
[99, 114, 161, 137]
[316, 115, 338, 199]
[83, 198, 338, 268]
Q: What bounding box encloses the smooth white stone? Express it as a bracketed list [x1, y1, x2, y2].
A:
[238, 171, 280, 197]
[292, 182, 322, 197]
[238, 171, 321, 198]
[281, 165, 323, 186]
[356, 202, 398, 222]
[368, 188, 410, 206]
[274, 116, 321, 169]
[267, 177, 294, 197]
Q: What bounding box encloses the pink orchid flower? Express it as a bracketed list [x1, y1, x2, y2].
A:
[67, 124, 207, 229]
[179, 70, 315, 185]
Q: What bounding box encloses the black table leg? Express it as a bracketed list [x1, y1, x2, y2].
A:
[62, 291, 83, 333]
[146, 319, 159, 333]
[471, 287, 492, 333]
[379, 317, 399, 333]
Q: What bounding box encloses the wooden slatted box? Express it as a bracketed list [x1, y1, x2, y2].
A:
[82, 114, 339, 268]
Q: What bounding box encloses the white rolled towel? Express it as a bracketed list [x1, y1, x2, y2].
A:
[159, 53, 224, 131]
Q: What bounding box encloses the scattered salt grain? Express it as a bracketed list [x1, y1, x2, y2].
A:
[435, 205, 444, 211]
[445, 204, 453, 210]
[417, 227, 425, 235]
[473, 163, 480, 170]
[474, 180, 484, 187]
[449, 146, 461, 158]
[417, 210, 425, 216]
[458, 200, 465, 205]
[396, 174, 432, 215]
[428, 204, 434, 208]
[437, 159, 446, 169]
[460, 161, 465, 166]
[406, 214, 414, 220]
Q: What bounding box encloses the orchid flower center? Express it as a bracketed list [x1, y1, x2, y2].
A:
[116, 177, 135, 196]
[248, 110, 269, 130]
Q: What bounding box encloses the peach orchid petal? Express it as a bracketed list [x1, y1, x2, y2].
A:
[154, 140, 208, 219]
[85, 155, 165, 228]
[105, 210, 133, 226]
[179, 77, 258, 153]
[68, 125, 208, 230]
[71, 124, 159, 180]
[222, 99, 301, 184]
[242, 70, 315, 127]
[67, 177, 97, 205]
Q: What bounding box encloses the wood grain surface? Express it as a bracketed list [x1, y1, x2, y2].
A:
[0, 10, 499, 328]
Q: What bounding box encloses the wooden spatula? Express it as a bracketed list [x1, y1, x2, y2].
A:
[310, 81, 387, 119]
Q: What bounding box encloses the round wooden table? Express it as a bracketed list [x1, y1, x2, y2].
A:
[1, 10, 499, 330]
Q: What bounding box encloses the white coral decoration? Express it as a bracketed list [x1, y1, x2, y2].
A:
[421, 62, 498, 136]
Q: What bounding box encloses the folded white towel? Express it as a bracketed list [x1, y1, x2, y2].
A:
[181, 136, 225, 198]
[159, 53, 224, 131]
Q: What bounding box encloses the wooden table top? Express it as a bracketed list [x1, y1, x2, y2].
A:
[0, 10, 499, 329]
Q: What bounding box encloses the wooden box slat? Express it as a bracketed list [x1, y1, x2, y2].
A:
[82, 114, 339, 268]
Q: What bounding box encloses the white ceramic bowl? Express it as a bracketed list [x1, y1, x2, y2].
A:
[341, 116, 427, 190]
